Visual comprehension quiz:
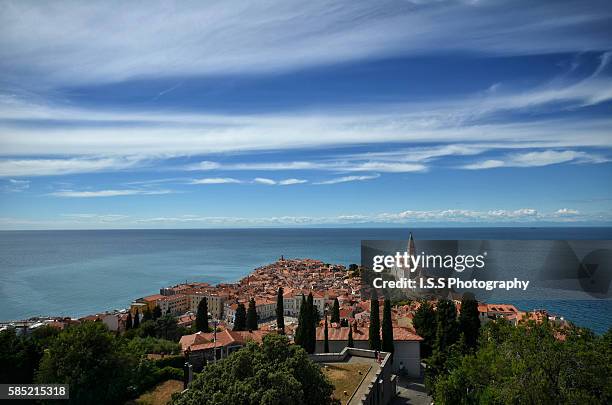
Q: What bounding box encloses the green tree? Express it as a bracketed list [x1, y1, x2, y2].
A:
[458, 297, 480, 351]
[276, 287, 285, 334]
[246, 298, 258, 331]
[381, 298, 394, 355]
[153, 305, 162, 320]
[155, 315, 179, 341]
[170, 334, 337, 405]
[347, 325, 354, 348]
[233, 303, 247, 331]
[433, 321, 611, 404]
[139, 320, 157, 338]
[331, 298, 340, 324]
[133, 309, 140, 329]
[368, 291, 381, 350]
[307, 293, 318, 354]
[413, 300, 437, 357]
[125, 312, 133, 330]
[0, 328, 45, 383]
[323, 315, 329, 353]
[36, 322, 133, 405]
[435, 300, 459, 353]
[143, 306, 153, 322]
[295, 294, 318, 354]
[295, 295, 308, 350]
[196, 297, 209, 333]
[126, 336, 180, 356]
[424, 300, 460, 392]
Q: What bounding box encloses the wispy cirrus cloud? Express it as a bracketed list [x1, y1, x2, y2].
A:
[187, 160, 427, 173]
[0, 156, 144, 177]
[2, 50, 612, 174]
[190, 177, 242, 184]
[314, 174, 380, 185]
[1, 179, 30, 192]
[462, 150, 608, 170]
[50, 189, 173, 198]
[253, 177, 308, 185]
[1, 1, 610, 87]
[278, 178, 308, 185]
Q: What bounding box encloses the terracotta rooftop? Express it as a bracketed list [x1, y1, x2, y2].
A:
[315, 326, 422, 341]
[180, 329, 272, 352]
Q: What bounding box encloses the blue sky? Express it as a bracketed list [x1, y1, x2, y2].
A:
[0, 0, 611, 229]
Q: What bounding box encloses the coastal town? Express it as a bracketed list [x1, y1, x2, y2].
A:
[1, 255, 569, 371]
[0, 251, 593, 404]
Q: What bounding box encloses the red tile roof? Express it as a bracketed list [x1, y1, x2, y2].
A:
[180, 329, 272, 352]
[315, 326, 422, 341]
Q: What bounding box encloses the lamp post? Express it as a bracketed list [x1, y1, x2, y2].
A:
[210, 313, 219, 363]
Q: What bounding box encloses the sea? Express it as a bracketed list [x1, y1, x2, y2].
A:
[1, 228, 610, 334]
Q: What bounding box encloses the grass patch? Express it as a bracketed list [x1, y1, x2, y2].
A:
[322, 363, 371, 404]
[130, 379, 183, 405]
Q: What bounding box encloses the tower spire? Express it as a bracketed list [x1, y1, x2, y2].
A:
[408, 232, 415, 256]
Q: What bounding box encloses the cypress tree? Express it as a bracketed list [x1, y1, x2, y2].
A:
[368, 291, 381, 350]
[133, 309, 140, 328]
[307, 293, 317, 354]
[246, 298, 258, 331]
[426, 321, 448, 390]
[153, 305, 162, 320]
[381, 298, 394, 355]
[276, 287, 285, 334]
[331, 298, 340, 324]
[435, 299, 459, 352]
[125, 312, 133, 330]
[196, 297, 209, 332]
[347, 324, 354, 348]
[413, 300, 437, 358]
[143, 306, 152, 322]
[459, 297, 481, 351]
[324, 315, 329, 353]
[295, 295, 307, 349]
[233, 303, 246, 331]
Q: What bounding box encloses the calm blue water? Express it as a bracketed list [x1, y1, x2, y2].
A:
[1, 228, 610, 334]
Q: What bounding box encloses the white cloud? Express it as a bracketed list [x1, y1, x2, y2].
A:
[187, 160, 426, 173]
[0, 157, 143, 177]
[190, 177, 242, 184]
[61, 213, 129, 222]
[50, 189, 173, 198]
[253, 178, 277, 185]
[374, 208, 544, 222]
[187, 161, 319, 171]
[314, 174, 380, 185]
[252, 177, 307, 185]
[487, 208, 538, 218]
[1, 93, 611, 163]
[1, 206, 607, 230]
[188, 161, 221, 171]
[462, 159, 506, 170]
[278, 178, 307, 185]
[462, 150, 608, 170]
[555, 208, 580, 216]
[1, 1, 610, 86]
[2, 178, 30, 192]
[342, 162, 426, 173]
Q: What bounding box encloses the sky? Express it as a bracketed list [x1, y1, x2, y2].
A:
[0, 0, 611, 229]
